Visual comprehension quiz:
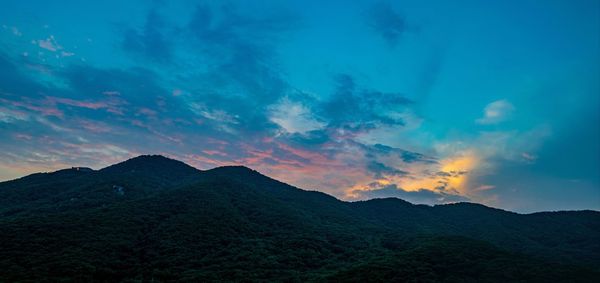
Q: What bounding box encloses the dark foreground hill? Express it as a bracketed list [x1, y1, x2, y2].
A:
[0, 155, 598, 282]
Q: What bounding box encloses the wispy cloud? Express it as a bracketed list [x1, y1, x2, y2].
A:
[268, 96, 325, 134]
[476, 99, 515, 125]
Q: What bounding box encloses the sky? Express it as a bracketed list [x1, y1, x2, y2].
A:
[0, 0, 598, 212]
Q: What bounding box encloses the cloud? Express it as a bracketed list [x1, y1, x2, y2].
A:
[473, 185, 495, 192]
[122, 10, 172, 63]
[366, 161, 408, 179]
[366, 1, 409, 47]
[365, 143, 437, 164]
[469, 95, 600, 211]
[425, 126, 553, 205]
[0, 51, 205, 169]
[184, 2, 297, 105]
[2, 25, 22, 37]
[476, 99, 515, 125]
[268, 97, 325, 134]
[151, 2, 302, 142]
[37, 35, 62, 52]
[321, 74, 413, 129]
[47, 96, 124, 114]
[350, 183, 469, 205]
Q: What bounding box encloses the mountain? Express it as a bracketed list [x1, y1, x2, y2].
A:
[0, 155, 598, 282]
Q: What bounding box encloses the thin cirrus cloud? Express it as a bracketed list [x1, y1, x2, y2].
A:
[476, 99, 515, 125]
[0, 0, 598, 212]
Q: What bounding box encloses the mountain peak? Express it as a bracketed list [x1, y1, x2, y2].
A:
[361, 197, 414, 206]
[202, 165, 286, 187]
[204, 165, 264, 178]
[126, 154, 177, 162]
[210, 165, 256, 172]
[100, 154, 199, 176]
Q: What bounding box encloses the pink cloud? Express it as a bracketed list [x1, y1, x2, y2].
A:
[0, 97, 64, 118]
[45, 96, 126, 115]
[49, 97, 108, 109]
[202, 150, 228, 157]
[137, 108, 158, 117]
[79, 120, 112, 133]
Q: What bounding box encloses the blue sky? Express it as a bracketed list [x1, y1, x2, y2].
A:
[0, 0, 598, 212]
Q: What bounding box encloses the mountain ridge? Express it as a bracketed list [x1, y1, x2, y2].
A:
[1, 154, 599, 281]
[7, 154, 596, 215]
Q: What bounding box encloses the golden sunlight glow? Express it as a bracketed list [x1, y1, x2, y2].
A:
[376, 179, 391, 186]
[343, 150, 481, 200]
[401, 151, 479, 194]
[440, 153, 479, 193]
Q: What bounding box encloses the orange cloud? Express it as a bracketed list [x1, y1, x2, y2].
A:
[345, 151, 481, 200]
[438, 152, 479, 194]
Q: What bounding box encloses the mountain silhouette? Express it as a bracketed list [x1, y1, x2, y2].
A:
[0, 155, 598, 282]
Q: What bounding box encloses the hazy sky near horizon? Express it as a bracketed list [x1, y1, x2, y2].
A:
[0, 0, 598, 212]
